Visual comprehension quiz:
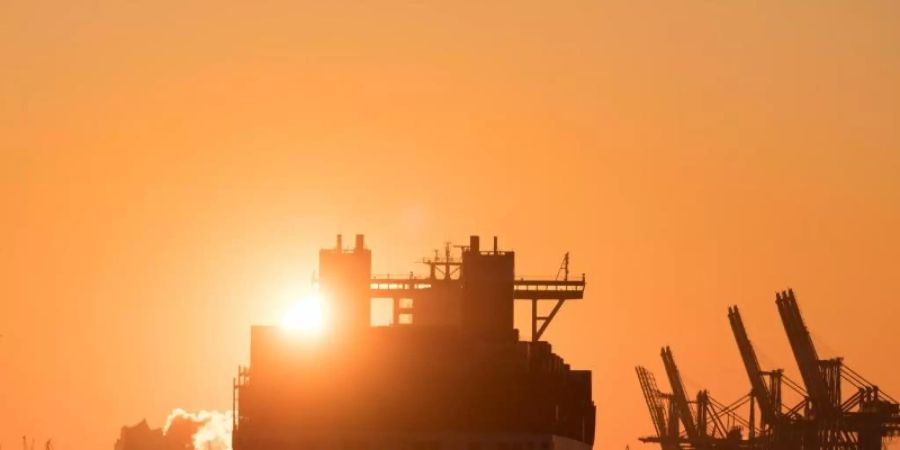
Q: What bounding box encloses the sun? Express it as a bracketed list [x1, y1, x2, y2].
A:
[280, 293, 325, 332]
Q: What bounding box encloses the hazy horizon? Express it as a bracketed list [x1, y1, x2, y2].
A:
[2, 1, 900, 449]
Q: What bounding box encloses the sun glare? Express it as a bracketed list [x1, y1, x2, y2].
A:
[281, 294, 325, 333]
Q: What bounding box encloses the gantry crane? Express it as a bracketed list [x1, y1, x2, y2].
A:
[637, 366, 682, 450]
[662, 346, 702, 443]
[662, 347, 747, 450]
[641, 289, 900, 450]
[729, 305, 810, 450]
[637, 347, 749, 450]
[776, 290, 840, 421]
[729, 306, 780, 429]
[775, 289, 900, 450]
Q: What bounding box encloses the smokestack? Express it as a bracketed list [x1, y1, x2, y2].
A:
[470, 235, 480, 252]
[355, 234, 365, 250]
[493, 236, 498, 253]
[336, 234, 343, 250]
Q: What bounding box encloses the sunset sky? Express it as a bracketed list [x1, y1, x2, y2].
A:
[2, 1, 900, 449]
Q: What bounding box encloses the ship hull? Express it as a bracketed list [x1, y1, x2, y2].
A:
[235, 431, 592, 450]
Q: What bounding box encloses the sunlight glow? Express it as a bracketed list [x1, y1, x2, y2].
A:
[280, 293, 326, 333]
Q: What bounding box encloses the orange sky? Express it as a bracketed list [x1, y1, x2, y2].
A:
[2, 1, 900, 449]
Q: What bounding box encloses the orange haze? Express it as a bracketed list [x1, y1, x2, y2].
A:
[2, 1, 900, 450]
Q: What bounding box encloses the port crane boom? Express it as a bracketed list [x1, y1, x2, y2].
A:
[637, 366, 681, 450]
[729, 306, 779, 427]
[662, 346, 701, 441]
[640, 289, 900, 450]
[775, 289, 840, 418]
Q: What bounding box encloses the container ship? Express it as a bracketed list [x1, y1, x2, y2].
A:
[232, 235, 596, 450]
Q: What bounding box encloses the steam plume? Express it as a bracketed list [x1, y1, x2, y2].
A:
[163, 409, 233, 450]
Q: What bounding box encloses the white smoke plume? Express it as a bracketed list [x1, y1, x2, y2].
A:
[163, 409, 233, 450]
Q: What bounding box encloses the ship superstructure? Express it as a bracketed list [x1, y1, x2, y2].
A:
[233, 235, 596, 450]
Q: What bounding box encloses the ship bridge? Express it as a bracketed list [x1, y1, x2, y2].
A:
[364, 235, 585, 342]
